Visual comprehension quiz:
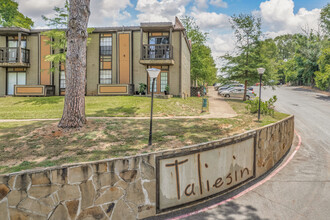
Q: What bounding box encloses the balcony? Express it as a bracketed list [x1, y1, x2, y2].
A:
[0, 47, 30, 67]
[140, 44, 174, 65]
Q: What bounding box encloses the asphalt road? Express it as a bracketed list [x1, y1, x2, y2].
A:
[151, 86, 330, 220]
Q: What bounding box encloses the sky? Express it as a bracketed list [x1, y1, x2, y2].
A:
[16, 0, 328, 69]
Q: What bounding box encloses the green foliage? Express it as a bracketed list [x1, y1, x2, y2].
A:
[0, 0, 33, 29]
[245, 95, 277, 116]
[181, 16, 217, 85]
[165, 85, 170, 92]
[138, 83, 147, 94]
[315, 47, 330, 90]
[320, 3, 330, 34]
[42, 0, 93, 71]
[221, 13, 262, 99]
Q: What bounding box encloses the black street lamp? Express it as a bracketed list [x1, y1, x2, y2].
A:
[257, 68, 265, 121]
[147, 68, 161, 146]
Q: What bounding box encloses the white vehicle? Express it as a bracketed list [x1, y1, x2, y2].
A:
[221, 87, 255, 100]
[217, 84, 244, 92]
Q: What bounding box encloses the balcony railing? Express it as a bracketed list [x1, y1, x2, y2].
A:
[0, 47, 30, 64]
[142, 44, 173, 60]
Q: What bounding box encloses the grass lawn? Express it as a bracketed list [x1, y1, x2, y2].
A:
[0, 99, 289, 174]
[0, 96, 205, 119]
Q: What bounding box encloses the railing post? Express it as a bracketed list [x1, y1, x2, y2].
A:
[18, 33, 22, 63]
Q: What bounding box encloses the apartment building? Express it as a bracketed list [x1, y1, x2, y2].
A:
[0, 17, 191, 97]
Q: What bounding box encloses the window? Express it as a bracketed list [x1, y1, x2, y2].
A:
[7, 70, 26, 95]
[160, 72, 168, 92]
[99, 34, 112, 84]
[147, 65, 169, 93]
[60, 71, 66, 89]
[100, 70, 112, 84]
[100, 34, 112, 56]
[7, 36, 27, 62]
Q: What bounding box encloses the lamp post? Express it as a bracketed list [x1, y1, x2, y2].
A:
[257, 68, 265, 121]
[147, 68, 161, 146]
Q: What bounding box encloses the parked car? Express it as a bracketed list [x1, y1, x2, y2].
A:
[214, 83, 222, 90]
[221, 87, 255, 100]
[218, 84, 244, 91]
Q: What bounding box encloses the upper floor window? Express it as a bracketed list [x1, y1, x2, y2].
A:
[7, 36, 27, 48]
[99, 34, 112, 84]
[148, 32, 169, 45]
[100, 34, 112, 56]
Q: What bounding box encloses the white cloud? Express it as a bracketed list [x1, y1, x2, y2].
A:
[259, 0, 321, 36]
[195, 0, 208, 9]
[210, 0, 228, 8]
[207, 32, 236, 68]
[135, 0, 190, 23]
[191, 11, 231, 30]
[89, 0, 133, 26]
[17, 0, 133, 28]
[17, 0, 65, 27]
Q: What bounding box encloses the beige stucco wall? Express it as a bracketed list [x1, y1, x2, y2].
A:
[0, 36, 6, 96]
[86, 33, 99, 95]
[181, 34, 191, 97]
[169, 31, 180, 96]
[133, 31, 147, 92]
[0, 116, 294, 219]
[26, 35, 39, 85]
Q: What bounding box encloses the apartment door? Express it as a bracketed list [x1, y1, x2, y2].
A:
[147, 67, 169, 94]
[7, 72, 26, 95]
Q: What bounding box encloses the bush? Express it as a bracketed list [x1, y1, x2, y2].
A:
[245, 95, 277, 116]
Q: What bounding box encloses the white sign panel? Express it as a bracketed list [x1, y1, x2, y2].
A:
[157, 136, 255, 212]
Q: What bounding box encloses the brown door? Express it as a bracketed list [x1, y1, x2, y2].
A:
[119, 33, 130, 84]
[147, 70, 168, 94]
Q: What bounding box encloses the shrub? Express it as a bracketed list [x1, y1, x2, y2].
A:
[245, 95, 277, 116]
[139, 83, 147, 94]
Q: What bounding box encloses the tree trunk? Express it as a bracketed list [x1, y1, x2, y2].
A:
[243, 79, 248, 101]
[58, 0, 90, 128]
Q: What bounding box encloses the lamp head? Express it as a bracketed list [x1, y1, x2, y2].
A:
[147, 68, 161, 79]
[257, 68, 265, 75]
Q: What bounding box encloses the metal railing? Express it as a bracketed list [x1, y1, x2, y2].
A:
[0, 47, 30, 63]
[142, 44, 173, 60]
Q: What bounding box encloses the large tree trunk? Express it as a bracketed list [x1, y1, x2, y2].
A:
[58, 0, 90, 128]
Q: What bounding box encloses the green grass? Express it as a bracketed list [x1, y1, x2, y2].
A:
[0, 97, 289, 174]
[0, 96, 204, 119]
[225, 99, 289, 128]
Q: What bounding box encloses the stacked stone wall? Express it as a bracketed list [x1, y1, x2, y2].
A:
[0, 116, 294, 219]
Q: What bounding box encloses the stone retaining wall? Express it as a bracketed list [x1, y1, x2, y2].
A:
[0, 116, 294, 220]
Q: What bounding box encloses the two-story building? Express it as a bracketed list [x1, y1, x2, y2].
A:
[0, 17, 191, 97]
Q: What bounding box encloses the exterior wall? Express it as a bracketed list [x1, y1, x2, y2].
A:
[169, 31, 180, 96]
[112, 33, 117, 84]
[86, 33, 99, 95]
[181, 33, 191, 97]
[26, 35, 39, 86]
[40, 35, 51, 85]
[0, 36, 6, 96]
[133, 31, 147, 92]
[0, 116, 294, 219]
[0, 68, 5, 96]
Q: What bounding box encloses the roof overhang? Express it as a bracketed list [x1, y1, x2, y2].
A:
[0, 27, 30, 36]
[140, 22, 173, 31]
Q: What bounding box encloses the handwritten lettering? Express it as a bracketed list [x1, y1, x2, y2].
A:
[165, 159, 188, 200]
